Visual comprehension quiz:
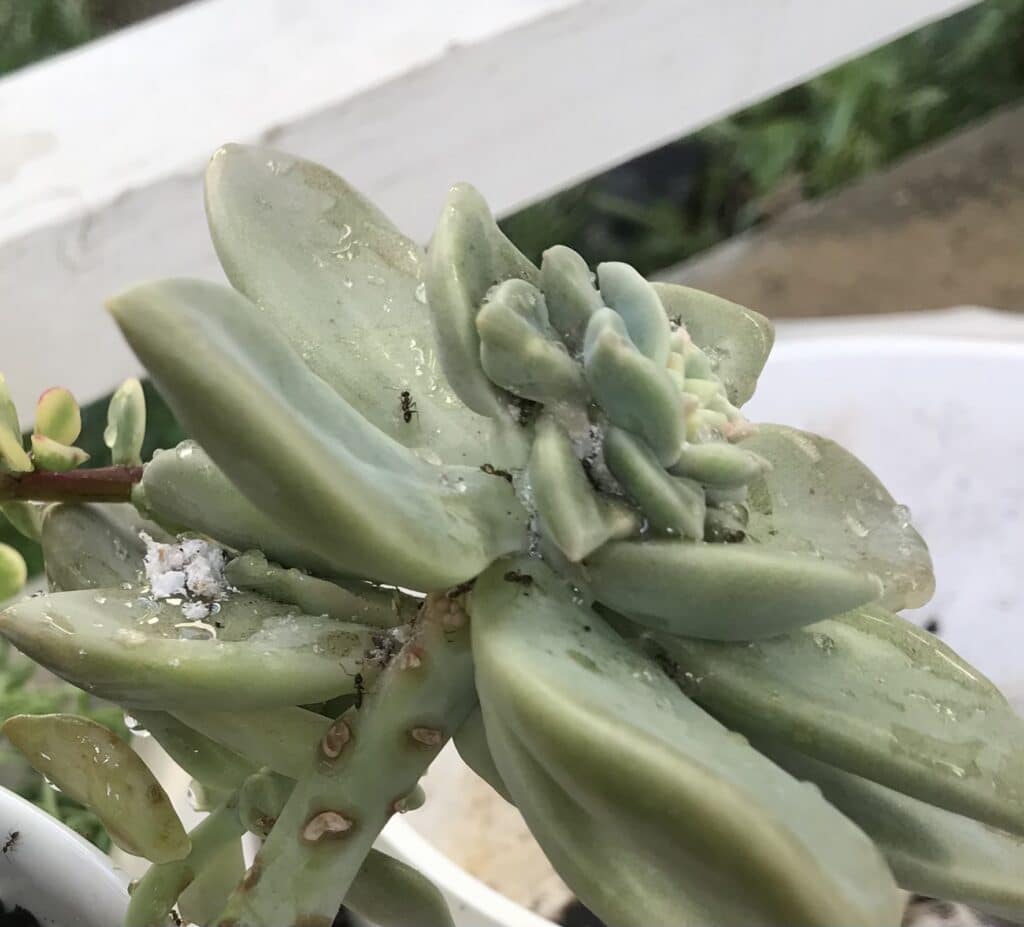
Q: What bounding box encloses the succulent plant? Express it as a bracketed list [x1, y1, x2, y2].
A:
[1, 144, 1022, 927]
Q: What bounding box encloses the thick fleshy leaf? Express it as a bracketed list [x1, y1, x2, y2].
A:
[476, 279, 587, 405]
[652, 282, 773, 406]
[0, 373, 31, 473]
[583, 309, 684, 466]
[540, 246, 602, 349]
[597, 262, 671, 366]
[104, 377, 146, 466]
[140, 441, 342, 579]
[171, 707, 329, 779]
[225, 550, 416, 628]
[760, 742, 1024, 922]
[0, 586, 375, 710]
[602, 427, 705, 539]
[30, 434, 89, 471]
[178, 837, 246, 927]
[744, 424, 934, 610]
[0, 543, 27, 600]
[109, 279, 526, 590]
[205, 144, 524, 467]
[453, 706, 513, 804]
[35, 387, 81, 445]
[125, 793, 243, 927]
[529, 415, 638, 562]
[472, 559, 901, 927]
[425, 182, 539, 418]
[1, 501, 44, 542]
[41, 501, 168, 592]
[345, 850, 455, 927]
[585, 539, 881, 640]
[648, 605, 1024, 836]
[131, 710, 255, 791]
[2, 713, 189, 862]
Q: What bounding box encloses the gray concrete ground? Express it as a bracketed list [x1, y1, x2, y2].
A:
[662, 105, 1024, 318]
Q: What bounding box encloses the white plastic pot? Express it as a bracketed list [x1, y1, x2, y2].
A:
[379, 333, 1024, 927]
[0, 784, 129, 927]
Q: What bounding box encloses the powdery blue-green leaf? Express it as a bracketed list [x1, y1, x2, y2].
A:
[41, 502, 168, 592]
[104, 378, 146, 466]
[170, 707, 329, 779]
[529, 415, 637, 562]
[648, 605, 1024, 836]
[652, 282, 773, 406]
[744, 424, 934, 610]
[453, 706, 513, 804]
[476, 279, 587, 405]
[585, 539, 881, 640]
[472, 558, 901, 927]
[426, 182, 539, 418]
[178, 836, 246, 927]
[139, 441, 343, 580]
[0, 586, 375, 710]
[205, 145, 525, 467]
[2, 713, 189, 862]
[760, 742, 1024, 922]
[131, 710, 254, 792]
[225, 550, 416, 628]
[109, 279, 526, 591]
[583, 308, 685, 466]
[540, 246, 602, 349]
[597, 262, 671, 366]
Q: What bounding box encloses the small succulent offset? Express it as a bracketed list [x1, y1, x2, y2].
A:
[0, 146, 1022, 927]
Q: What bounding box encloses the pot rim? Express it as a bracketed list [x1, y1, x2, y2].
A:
[0, 783, 128, 926]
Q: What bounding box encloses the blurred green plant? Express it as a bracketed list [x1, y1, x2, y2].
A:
[0, 0, 185, 75]
[0, 0, 92, 74]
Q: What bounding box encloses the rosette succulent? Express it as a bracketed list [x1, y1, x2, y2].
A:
[0, 144, 1022, 927]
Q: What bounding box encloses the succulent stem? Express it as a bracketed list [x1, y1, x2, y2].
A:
[214, 591, 476, 926]
[125, 793, 245, 927]
[0, 465, 142, 503]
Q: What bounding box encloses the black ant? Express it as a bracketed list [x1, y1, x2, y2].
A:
[353, 672, 365, 709]
[480, 463, 513, 484]
[399, 390, 419, 423]
[503, 570, 534, 587]
[3, 830, 19, 858]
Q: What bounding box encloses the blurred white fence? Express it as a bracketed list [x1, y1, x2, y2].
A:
[0, 0, 975, 416]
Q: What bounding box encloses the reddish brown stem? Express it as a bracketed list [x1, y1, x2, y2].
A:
[0, 466, 143, 503]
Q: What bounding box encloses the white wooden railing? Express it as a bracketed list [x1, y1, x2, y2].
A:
[0, 0, 975, 417]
